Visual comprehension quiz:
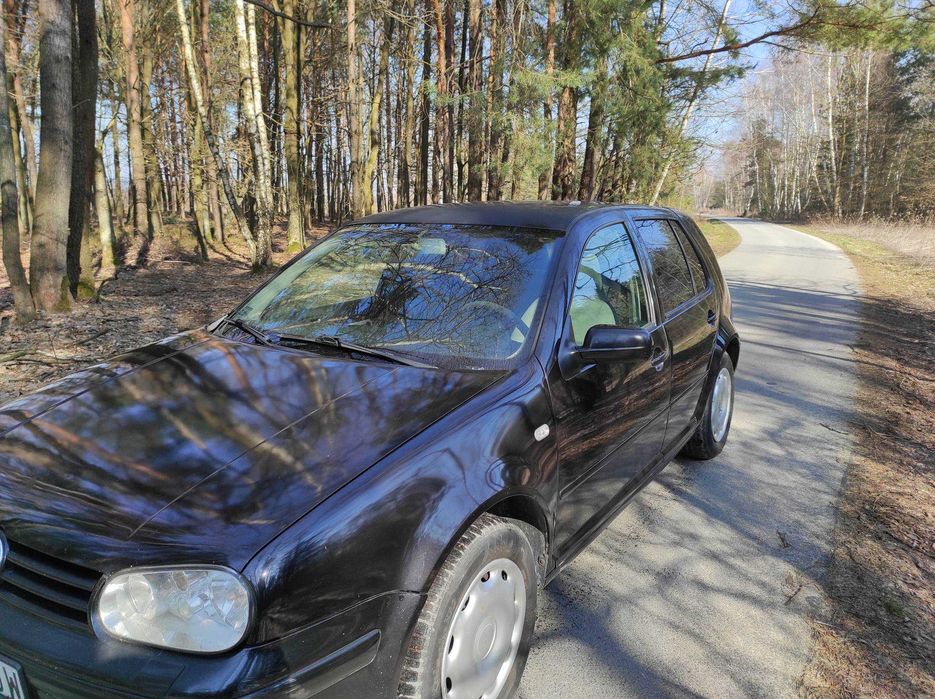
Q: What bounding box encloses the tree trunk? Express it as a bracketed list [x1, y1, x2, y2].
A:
[3, 0, 36, 200]
[174, 0, 259, 266]
[95, 145, 116, 277]
[0, 2, 33, 322]
[140, 36, 164, 240]
[577, 54, 606, 201]
[235, 0, 273, 264]
[8, 90, 29, 240]
[416, 11, 431, 206]
[538, 0, 556, 199]
[346, 0, 366, 217]
[551, 0, 579, 200]
[119, 0, 150, 243]
[109, 80, 125, 233]
[279, 0, 305, 251]
[364, 17, 393, 214]
[68, 0, 98, 298]
[30, 0, 73, 314]
[465, 0, 483, 200]
[397, 0, 417, 208]
[485, 0, 506, 200]
[430, 0, 450, 202]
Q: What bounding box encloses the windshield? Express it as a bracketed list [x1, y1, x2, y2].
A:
[230, 223, 562, 370]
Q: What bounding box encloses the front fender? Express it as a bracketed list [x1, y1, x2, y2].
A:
[241, 361, 557, 647]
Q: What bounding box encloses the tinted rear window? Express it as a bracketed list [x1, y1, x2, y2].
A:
[669, 221, 708, 293]
[634, 219, 695, 314]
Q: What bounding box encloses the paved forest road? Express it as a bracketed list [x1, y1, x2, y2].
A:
[519, 219, 862, 698]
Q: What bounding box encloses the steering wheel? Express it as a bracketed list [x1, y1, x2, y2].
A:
[462, 300, 530, 341]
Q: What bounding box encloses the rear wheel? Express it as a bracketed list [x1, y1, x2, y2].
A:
[682, 352, 735, 460]
[398, 514, 541, 699]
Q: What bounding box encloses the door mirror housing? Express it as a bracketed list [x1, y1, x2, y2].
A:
[576, 326, 652, 364]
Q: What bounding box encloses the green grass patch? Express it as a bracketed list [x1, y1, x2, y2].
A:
[696, 217, 741, 258]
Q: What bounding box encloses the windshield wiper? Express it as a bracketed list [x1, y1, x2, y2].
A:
[219, 317, 276, 346]
[274, 333, 436, 369]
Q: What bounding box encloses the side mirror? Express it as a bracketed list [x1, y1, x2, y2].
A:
[575, 325, 652, 364]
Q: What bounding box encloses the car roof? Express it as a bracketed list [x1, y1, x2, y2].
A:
[351, 201, 679, 232]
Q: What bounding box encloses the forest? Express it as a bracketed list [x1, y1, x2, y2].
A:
[0, 0, 932, 322]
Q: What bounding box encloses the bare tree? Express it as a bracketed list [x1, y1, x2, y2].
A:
[29, 0, 73, 313]
[0, 0, 32, 321]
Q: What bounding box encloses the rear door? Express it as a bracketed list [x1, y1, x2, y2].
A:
[632, 217, 717, 448]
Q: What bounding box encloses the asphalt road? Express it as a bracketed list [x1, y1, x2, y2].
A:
[519, 219, 862, 698]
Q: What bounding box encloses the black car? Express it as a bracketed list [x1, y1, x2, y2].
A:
[0, 202, 738, 699]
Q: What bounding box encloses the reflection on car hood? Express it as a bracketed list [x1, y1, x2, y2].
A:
[0, 330, 501, 571]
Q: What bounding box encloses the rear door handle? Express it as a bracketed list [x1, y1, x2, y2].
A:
[650, 348, 667, 372]
[707, 309, 717, 325]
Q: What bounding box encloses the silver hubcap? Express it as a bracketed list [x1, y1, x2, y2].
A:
[711, 367, 733, 442]
[441, 558, 526, 699]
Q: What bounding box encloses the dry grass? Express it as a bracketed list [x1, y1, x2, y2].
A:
[788, 224, 935, 697]
[696, 216, 742, 258]
[797, 219, 935, 267]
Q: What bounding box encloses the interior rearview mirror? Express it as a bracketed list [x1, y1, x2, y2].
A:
[576, 325, 652, 364]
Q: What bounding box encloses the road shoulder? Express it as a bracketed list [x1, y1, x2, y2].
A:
[785, 224, 935, 697]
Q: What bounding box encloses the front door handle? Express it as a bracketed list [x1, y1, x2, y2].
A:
[650, 348, 667, 372]
[707, 309, 717, 326]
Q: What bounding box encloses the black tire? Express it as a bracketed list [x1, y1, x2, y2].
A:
[681, 352, 735, 460]
[398, 513, 542, 699]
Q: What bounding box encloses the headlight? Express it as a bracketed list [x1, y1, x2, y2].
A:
[95, 566, 253, 653]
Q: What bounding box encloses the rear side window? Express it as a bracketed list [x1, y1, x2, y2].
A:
[569, 224, 650, 344]
[669, 221, 708, 293]
[634, 219, 695, 314]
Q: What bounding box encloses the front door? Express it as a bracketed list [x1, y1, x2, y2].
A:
[548, 223, 671, 556]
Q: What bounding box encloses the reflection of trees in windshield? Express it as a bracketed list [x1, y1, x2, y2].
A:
[241, 224, 560, 368]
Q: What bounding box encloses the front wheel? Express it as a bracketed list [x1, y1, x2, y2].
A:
[398, 514, 541, 699]
[682, 352, 735, 460]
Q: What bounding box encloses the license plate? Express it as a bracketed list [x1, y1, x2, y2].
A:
[0, 657, 25, 699]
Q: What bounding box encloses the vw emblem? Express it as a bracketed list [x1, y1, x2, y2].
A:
[0, 532, 7, 572]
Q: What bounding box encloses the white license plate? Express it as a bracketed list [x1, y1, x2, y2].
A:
[0, 657, 25, 699]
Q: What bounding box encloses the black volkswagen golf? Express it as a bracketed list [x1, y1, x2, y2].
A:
[0, 202, 739, 699]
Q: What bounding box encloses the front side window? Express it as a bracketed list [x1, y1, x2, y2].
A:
[231, 224, 562, 370]
[635, 219, 696, 314]
[569, 224, 649, 345]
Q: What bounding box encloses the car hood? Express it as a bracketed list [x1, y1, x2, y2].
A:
[0, 331, 501, 572]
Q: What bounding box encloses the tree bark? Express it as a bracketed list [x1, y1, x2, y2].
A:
[235, 0, 273, 264]
[538, 0, 556, 199]
[3, 0, 36, 200]
[30, 0, 73, 313]
[346, 0, 366, 217]
[95, 145, 116, 277]
[278, 0, 306, 251]
[119, 0, 150, 242]
[140, 34, 164, 240]
[551, 0, 578, 200]
[68, 0, 98, 298]
[465, 0, 483, 200]
[0, 2, 33, 322]
[577, 54, 606, 201]
[364, 16, 393, 214]
[416, 11, 431, 206]
[430, 0, 451, 202]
